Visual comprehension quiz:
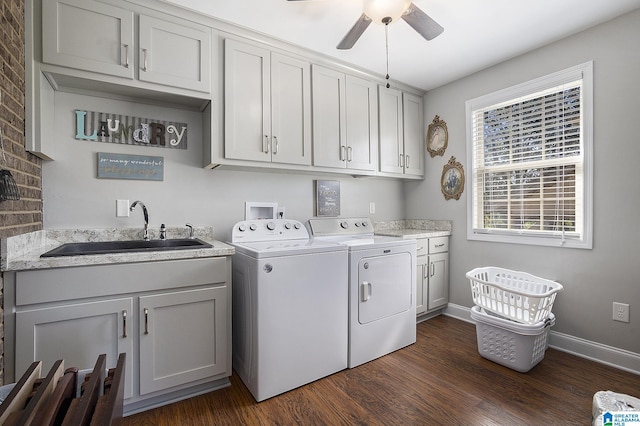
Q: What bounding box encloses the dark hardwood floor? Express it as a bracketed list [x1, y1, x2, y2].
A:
[123, 315, 640, 425]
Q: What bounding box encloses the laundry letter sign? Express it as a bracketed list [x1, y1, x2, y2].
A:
[75, 110, 187, 149]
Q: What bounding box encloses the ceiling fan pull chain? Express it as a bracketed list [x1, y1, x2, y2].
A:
[384, 19, 390, 88]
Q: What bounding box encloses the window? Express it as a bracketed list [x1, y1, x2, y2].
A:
[466, 62, 593, 249]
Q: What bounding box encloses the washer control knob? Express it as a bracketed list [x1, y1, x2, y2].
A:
[340, 221, 349, 229]
[266, 222, 276, 231]
[294, 223, 301, 229]
[249, 224, 257, 231]
[284, 223, 291, 230]
[238, 224, 247, 232]
[355, 222, 361, 227]
[361, 222, 368, 227]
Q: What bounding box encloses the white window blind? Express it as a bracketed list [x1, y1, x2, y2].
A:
[466, 62, 593, 249]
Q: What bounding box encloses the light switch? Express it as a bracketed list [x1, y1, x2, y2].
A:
[116, 199, 130, 217]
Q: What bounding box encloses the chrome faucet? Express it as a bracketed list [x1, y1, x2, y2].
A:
[130, 201, 149, 240]
[186, 223, 194, 239]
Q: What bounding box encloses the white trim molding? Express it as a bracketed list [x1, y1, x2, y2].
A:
[442, 303, 640, 375]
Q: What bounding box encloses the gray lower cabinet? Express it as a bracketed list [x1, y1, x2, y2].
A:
[6, 257, 231, 415]
[416, 237, 449, 316]
[15, 297, 135, 398]
[139, 286, 228, 395]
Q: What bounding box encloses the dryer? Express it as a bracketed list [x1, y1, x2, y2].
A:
[308, 217, 416, 368]
[230, 219, 348, 401]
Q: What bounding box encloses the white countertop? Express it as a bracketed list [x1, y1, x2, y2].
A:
[1, 227, 234, 271]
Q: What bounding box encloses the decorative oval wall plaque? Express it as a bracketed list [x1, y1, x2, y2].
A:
[427, 115, 448, 157]
[441, 156, 465, 200]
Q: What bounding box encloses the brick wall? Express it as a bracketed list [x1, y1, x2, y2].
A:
[0, 0, 43, 385]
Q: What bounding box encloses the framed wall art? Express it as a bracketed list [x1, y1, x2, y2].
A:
[427, 115, 448, 157]
[441, 156, 465, 200]
[315, 180, 340, 217]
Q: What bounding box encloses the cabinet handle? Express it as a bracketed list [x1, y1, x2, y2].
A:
[123, 44, 129, 68]
[144, 308, 149, 335]
[141, 48, 148, 72]
[430, 263, 435, 277]
[340, 145, 346, 161]
[406, 155, 410, 168]
[273, 136, 278, 154]
[435, 243, 445, 248]
[263, 135, 270, 154]
[399, 154, 404, 167]
[122, 310, 127, 338]
[347, 146, 353, 162]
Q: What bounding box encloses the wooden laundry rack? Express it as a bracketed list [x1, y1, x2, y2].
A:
[0, 353, 125, 426]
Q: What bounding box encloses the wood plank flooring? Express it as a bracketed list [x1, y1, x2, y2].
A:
[123, 315, 640, 425]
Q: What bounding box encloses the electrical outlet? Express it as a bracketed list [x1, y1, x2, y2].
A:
[277, 207, 285, 219]
[116, 199, 130, 217]
[369, 202, 376, 214]
[613, 302, 630, 323]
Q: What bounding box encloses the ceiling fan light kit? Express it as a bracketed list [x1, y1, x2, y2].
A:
[363, 0, 412, 24]
[288, 0, 443, 86]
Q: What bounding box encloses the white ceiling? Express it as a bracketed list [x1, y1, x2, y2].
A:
[163, 0, 640, 91]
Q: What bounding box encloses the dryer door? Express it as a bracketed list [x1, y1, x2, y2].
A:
[358, 252, 412, 324]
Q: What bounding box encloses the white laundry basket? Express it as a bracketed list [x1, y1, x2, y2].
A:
[470, 306, 555, 372]
[467, 266, 563, 324]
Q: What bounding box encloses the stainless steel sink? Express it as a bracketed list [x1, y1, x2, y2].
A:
[40, 238, 212, 257]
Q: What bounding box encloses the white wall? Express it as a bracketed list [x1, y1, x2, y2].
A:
[407, 10, 640, 354]
[43, 91, 406, 242]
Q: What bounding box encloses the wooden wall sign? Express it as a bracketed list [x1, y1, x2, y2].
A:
[75, 110, 187, 149]
[97, 152, 164, 181]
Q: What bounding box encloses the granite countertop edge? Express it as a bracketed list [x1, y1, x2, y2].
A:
[1, 227, 235, 272]
[373, 219, 452, 239]
[375, 229, 451, 239]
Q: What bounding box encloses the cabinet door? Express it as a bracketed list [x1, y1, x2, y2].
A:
[416, 257, 427, 316]
[16, 298, 134, 399]
[402, 93, 425, 177]
[378, 85, 404, 174]
[312, 65, 347, 168]
[42, 0, 134, 78]
[271, 53, 312, 165]
[427, 252, 449, 311]
[139, 286, 228, 395]
[224, 39, 271, 162]
[345, 76, 377, 171]
[138, 15, 211, 93]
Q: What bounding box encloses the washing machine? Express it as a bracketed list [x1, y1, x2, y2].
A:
[308, 217, 416, 368]
[230, 219, 348, 401]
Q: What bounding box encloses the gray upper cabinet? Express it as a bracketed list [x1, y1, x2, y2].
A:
[42, 0, 211, 93]
[138, 15, 211, 93]
[42, 0, 134, 79]
[379, 86, 405, 175]
[378, 87, 424, 177]
[312, 65, 378, 172]
[224, 38, 311, 166]
[402, 92, 425, 177]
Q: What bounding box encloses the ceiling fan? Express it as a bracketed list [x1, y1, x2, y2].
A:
[286, 0, 444, 49]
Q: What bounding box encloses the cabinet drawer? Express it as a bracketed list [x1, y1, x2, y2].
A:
[15, 257, 229, 306]
[415, 238, 428, 257]
[428, 237, 448, 254]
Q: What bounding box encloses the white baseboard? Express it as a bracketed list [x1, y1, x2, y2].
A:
[441, 303, 640, 376]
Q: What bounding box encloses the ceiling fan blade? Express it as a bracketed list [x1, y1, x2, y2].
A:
[402, 2, 444, 41]
[337, 13, 372, 50]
